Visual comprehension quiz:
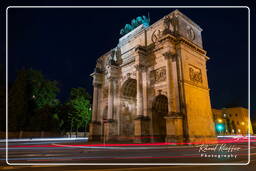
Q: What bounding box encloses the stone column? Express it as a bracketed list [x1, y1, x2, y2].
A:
[103, 77, 118, 142]
[163, 52, 174, 114]
[143, 71, 149, 118]
[136, 64, 144, 118]
[134, 64, 150, 143]
[163, 51, 184, 143]
[89, 73, 102, 141]
[107, 78, 114, 120]
[92, 84, 100, 121]
[104, 63, 120, 142]
[163, 51, 180, 113]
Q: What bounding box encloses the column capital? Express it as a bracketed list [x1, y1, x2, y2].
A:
[135, 45, 147, 55]
[163, 51, 177, 61]
[135, 64, 147, 72]
[106, 64, 120, 80]
[93, 83, 102, 88]
[165, 112, 184, 119]
[107, 76, 119, 82]
[135, 115, 151, 121]
[91, 71, 104, 86]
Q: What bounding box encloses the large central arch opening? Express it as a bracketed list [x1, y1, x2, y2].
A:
[120, 78, 137, 138]
[152, 95, 168, 142]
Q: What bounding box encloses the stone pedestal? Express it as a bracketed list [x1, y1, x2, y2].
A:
[103, 120, 117, 142]
[89, 121, 101, 141]
[165, 113, 184, 143]
[134, 116, 150, 143]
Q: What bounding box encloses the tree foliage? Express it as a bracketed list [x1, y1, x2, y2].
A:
[8, 69, 30, 131]
[67, 88, 92, 133]
[8, 69, 60, 131]
[28, 69, 60, 109]
[8, 68, 92, 134]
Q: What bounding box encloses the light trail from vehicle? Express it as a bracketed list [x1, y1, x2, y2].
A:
[0, 137, 88, 142]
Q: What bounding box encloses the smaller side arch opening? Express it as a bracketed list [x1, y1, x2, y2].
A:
[152, 95, 168, 142]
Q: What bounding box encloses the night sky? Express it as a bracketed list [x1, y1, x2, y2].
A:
[4, 6, 255, 119]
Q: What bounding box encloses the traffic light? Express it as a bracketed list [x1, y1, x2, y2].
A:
[216, 123, 224, 132]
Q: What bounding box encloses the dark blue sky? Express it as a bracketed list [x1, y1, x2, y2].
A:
[2, 4, 255, 119]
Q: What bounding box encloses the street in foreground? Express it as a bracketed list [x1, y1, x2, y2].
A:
[1, 137, 256, 170]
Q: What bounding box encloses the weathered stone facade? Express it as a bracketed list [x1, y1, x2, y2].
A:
[90, 10, 216, 143]
[212, 107, 254, 135]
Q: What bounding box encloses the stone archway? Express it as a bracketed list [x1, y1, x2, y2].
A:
[120, 78, 137, 138]
[152, 95, 168, 142]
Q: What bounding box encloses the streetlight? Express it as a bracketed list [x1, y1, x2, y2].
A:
[217, 118, 223, 123]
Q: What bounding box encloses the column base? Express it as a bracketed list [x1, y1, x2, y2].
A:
[89, 121, 101, 141]
[134, 116, 150, 143]
[103, 120, 117, 142]
[165, 135, 184, 143]
[165, 113, 184, 143]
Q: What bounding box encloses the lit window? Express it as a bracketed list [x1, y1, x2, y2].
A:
[241, 122, 245, 125]
[238, 129, 241, 133]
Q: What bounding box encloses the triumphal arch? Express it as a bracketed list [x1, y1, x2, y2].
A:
[90, 10, 216, 143]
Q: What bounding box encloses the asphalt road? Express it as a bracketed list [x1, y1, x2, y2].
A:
[1, 137, 256, 170]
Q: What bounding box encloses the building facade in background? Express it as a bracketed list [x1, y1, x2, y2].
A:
[212, 107, 253, 135]
[90, 10, 216, 143]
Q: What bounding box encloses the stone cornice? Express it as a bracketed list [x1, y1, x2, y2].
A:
[134, 45, 147, 56]
[177, 37, 207, 56]
[183, 80, 209, 91]
[158, 34, 177, 44]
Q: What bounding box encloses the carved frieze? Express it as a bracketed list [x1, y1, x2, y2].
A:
[189, 65, 202, 83]
[150, 67, 166, 84]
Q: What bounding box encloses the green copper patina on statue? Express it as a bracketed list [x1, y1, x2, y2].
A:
[120, 15, 150, 36]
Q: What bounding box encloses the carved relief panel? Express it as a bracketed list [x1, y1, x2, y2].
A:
[188, 65, 202, 83]
[150, 67, 166, 84]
